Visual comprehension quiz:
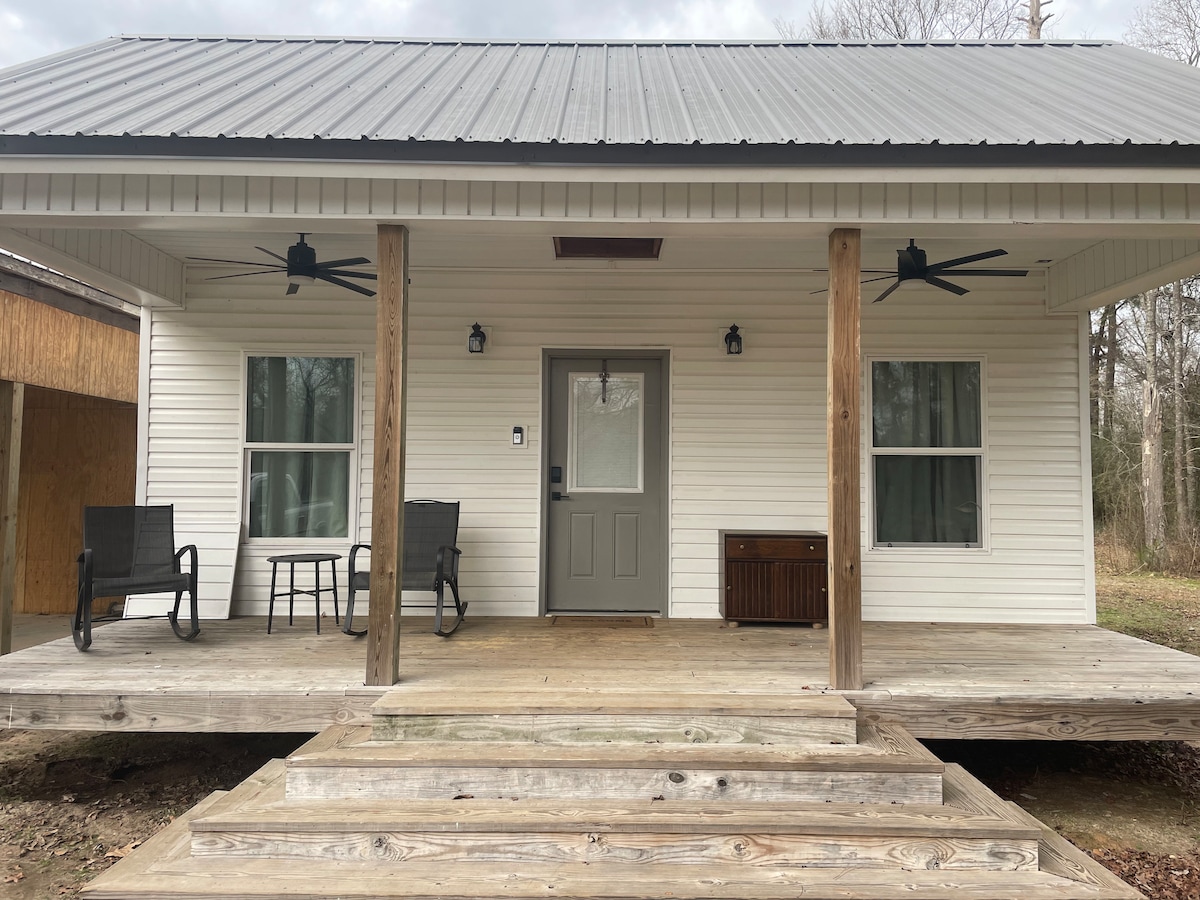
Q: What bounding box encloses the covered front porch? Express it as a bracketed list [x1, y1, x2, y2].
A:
[3, 616, 1198, 741]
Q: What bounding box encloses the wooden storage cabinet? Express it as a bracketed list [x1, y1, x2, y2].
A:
[722, 532, 828, 624]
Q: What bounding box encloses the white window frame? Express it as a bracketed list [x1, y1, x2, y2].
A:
[567, 370, 646, 494]
[240, 351, 361, 546]
[866, 355, 988, 552]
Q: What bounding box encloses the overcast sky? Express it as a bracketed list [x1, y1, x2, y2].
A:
[0, 0, 1142, 71]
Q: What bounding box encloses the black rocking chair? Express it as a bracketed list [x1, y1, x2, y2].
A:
[343, 500, 467, 637]
[74, 505, 200, 651]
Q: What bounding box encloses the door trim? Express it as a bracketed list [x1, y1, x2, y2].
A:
[539, 349, 670, 618]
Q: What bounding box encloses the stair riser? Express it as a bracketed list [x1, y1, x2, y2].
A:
[191, 830, 1039, 871]
[371, 714, 857, 746]
[286, 767, 942, 805]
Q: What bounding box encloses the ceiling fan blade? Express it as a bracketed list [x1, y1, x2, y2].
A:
[873, 281, 903, 303]
[315, 257, 371, 269]
[317, 272, 377, 296]
[928, 248, 1007, 270]
[286, 283, 300, 295]
[187, 255, 283, 267]
[810, 268, 895, 274]
[809, 273, 896, 295]
[940, 268, 1029, 277]
[255, 246, 289, 264]
[205, 269, 286, 280]
[320, 269, 378, 280]
[926, 275, 970, 296]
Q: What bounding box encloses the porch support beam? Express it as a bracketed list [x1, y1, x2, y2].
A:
[0, 380, 23, 656]
[826, 229, 863, 691]
[366, 224, 409, 686]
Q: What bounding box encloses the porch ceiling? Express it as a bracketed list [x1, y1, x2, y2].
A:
[146, 227, 1095, 283]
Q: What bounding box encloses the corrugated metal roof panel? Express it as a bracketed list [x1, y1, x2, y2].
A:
[2, 36, 1200, 146]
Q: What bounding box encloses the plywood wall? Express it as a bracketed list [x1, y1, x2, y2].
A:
[0, 290, 138, 403]
[15, 387, 137, 614]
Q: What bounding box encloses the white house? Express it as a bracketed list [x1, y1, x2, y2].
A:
[2, 37, 1200, 686]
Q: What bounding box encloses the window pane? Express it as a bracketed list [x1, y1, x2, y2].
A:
[874, 455, 980, 545]
[247, 357, 354, 443]
[570, 374, 643, 491]
[248, 451, 350, 538]
[872, 361, 980, 448]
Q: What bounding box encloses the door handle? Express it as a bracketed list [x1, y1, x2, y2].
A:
[551, 492, 572, 501]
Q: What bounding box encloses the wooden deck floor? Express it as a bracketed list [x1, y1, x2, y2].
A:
[2, 616, 1198, 740]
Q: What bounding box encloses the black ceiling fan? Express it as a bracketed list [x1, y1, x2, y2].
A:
[865, 240, 1028, 303]
[812, 240, 1029, 302]
[187, 234, 377, 296]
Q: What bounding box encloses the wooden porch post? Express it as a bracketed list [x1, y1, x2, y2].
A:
[366, 225, 409, 686]
[827, 229, 863, 691]
[0, 381, 24, 656]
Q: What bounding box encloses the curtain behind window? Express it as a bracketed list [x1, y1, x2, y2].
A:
[872, 361, 981, 546]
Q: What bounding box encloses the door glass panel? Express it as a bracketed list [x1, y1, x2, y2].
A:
[569, 373, 644, 492]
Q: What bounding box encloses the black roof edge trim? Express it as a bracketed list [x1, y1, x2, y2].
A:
[2, 134, 1200, 167]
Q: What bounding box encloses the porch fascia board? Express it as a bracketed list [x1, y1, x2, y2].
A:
[0, 226, 183, 308]
[1047, 238, 1200, 312]
[1, 173, 1199, 232]
[7, 154, 1200, 185]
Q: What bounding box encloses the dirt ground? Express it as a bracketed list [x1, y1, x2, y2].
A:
[2, 574, 1199, 899]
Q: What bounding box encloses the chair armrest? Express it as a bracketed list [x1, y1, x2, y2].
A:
[77, 548, 93, 587]
[174, 545, 198, 586]
[435, 545, 463, 582]
[349, 543, 371, 575]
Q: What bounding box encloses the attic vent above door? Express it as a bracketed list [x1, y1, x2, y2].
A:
[553, 237, 663, 260]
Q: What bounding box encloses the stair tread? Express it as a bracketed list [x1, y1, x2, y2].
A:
[194, 796, 1038, 840]
[288, 725, 942, 773]
[84, 857, 1130, 900]
[372, 690, 857, 718]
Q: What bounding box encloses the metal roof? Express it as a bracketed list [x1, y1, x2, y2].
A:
[1, 36, 1199, 149]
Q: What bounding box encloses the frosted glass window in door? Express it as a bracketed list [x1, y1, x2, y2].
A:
[569, 373, 644, 492]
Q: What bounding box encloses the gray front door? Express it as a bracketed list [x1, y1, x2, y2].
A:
[546, 355, 665, 614]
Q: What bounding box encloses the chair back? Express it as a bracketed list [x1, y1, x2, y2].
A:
[401, 500, 459, 591]
[83, 506, 178, 579]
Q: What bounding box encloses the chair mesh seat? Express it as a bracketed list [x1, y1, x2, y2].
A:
[92, 573, 191, 596]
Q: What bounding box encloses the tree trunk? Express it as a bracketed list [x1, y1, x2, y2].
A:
[1027, 0, 1052, 38]
[1143, 290, 1166, 562]
[1103, 303, 1119, 438]
[1174, 280, 1189, 535]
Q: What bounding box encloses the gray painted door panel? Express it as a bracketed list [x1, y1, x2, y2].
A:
[547, 356, 664, 613]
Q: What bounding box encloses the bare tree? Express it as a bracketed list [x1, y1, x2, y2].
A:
[776, 0, 1027, 41]
[1142, 290, 1167, 560]
[1172, 280, 1190, 534]
[1126, 0, 1200, 66]
[1026, 0, 1053, 37]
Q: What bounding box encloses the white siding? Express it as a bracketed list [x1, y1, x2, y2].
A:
[144, 258, 1089, 624]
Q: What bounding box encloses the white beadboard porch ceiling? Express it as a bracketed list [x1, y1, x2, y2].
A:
[150, 229, 1097, 278]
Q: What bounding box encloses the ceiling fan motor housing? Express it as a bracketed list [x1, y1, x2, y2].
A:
[897, 240, 927, 282]
[287, 237, 318, 279]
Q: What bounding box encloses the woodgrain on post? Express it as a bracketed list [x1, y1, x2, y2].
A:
[0, 380, 24, 655]
[827, 229, 863, 691]
[367, 225, 409, 686]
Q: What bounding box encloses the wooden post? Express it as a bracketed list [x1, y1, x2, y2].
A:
[366, 225, 409, 686]
[0, 381, 24, 656]
[827, 229, 863, 691]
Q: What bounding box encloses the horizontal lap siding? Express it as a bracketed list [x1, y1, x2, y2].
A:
[148, 266, 1086, 623]
[861, 283, 1086, 623]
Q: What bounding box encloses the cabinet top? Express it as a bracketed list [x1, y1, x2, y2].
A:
[722, 531, 827, 539]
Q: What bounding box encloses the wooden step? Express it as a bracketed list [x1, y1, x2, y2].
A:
[191, 788, 1040, 871]
[370, 690, 858, 746]
[285, 725, 943, 805]
[84, 856, 1137, 900]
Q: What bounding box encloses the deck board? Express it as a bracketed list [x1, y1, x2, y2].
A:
[2, 617, 1198, 739]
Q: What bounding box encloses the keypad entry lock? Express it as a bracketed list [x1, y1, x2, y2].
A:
[550, 466, 569, 500]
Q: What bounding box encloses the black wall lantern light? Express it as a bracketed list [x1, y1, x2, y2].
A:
[468, 323, 487, 354]
[724, 324, 743, 355]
